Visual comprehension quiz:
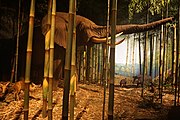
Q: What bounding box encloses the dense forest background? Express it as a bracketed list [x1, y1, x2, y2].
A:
[0, 0, 179, 79]
[0, 0, 179, 31]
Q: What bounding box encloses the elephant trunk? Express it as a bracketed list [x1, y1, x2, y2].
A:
[115, 17, 174, 35]
[89, 17, 173, 44]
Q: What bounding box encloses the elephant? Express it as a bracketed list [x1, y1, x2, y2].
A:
[41, 12, 173, 49]
[40, 12, 173, 81]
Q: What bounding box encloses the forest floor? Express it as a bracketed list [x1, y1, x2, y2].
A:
[0, 75, 179, 120]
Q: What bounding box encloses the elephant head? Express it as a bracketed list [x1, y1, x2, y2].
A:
[41, 12, 173, 48]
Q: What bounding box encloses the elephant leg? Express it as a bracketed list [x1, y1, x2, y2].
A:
[54, 59, 64, 80]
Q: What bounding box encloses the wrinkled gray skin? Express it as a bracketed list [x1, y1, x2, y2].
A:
[41, 12, 173, 48]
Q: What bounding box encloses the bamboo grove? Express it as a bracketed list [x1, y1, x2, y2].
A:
[1, 0, 180, 120]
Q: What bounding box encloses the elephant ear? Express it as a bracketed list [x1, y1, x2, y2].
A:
[42, 13, 68, 49]
[54, 16, 68, 48]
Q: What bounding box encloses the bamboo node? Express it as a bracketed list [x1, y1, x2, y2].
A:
[29, 13, 35, 17]
[26, 49, 32, 52]
[52, 12, 56, 15]
[24, 80, 30, 84]
[22, 108, 29, 112]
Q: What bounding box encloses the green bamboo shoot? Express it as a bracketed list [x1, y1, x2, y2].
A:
[42, 0, 52, 118]
[23, 0, 35, 119]
[70, 1, 76, 119]
[62, 0, 75, 119]
[15, 0, 21, 83]
[108, 0, 117, 119]
[48, 0, 56, 119]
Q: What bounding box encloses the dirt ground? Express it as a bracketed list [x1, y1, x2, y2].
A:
[0, 75, 178, 120]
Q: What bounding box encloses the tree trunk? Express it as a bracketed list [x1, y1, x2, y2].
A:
[160, 23, 164, 104]
[97, 45, 101, 83]
[126, 35, 129, 67]
[153, 33, 158, 78]
[145, 32, 148, 76]
[173, 23, 177, 106]
[95, 45, 98, 83]
[178, 2, 180, 104]
[166, 28, 169, 81]
[141, 3, 149, 97]
[141, 32, 146, 97]
[132, 34, 135, 76]
[138, 33, 142, 75]
[149, 34, 154, 77]
[23, 0, 35, 119]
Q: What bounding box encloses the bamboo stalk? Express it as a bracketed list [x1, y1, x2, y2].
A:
[48, 0, 56, 119]
[95, 45, 98, 83]
[173, 23, 177, 106]
[99, 44, 103, 84]
[102, 0, 110, 117]
[90, 46, 93, 83]
[10, 57, 15, 83]
[62, 0, 75, 119]
[102, 44, 107, 120]
[126, 37, 130, 76]
[23, 0, 35, 119]
[177, 2, 180, 103]
[42, 0, 52, 118]
[149, 34, 154, 77]
[108, 0, 117, 119]
[83, 48, 86, 83]
[70, 1, 76, 119]
[92, 46, 95, 83]
[86, 46, 90, 83]
[141, 6, 149, 97]
[15, 0, 21, 83]
[138, 33, 142, 75]
[97, 45, 100, 83]
[141, 32, 147, 97]
[132, 34, 135, 76]
[153, 33, 157, 78]
[78, 50, 82, 82]
[42, 78, 48, 118]
[159, 23, 164, 104]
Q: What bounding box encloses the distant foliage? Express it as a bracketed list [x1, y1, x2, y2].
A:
[128, 0, 171, 19]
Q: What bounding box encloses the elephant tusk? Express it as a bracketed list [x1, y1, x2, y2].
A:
[107, 38, 126, 46]
[91, 32, 123, 43]
[114, 32, 124, 38]
[115, 37, 125, 45]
